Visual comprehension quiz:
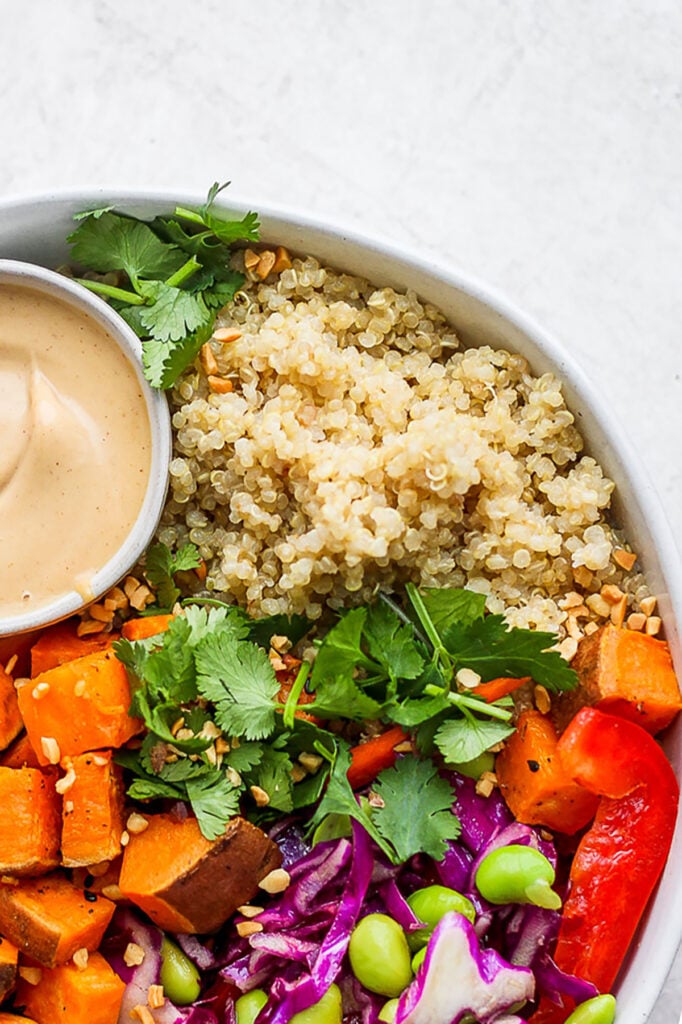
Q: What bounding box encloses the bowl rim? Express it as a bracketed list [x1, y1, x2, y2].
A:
[0, 187, 680, 1019]
[0, 255, 172, 636]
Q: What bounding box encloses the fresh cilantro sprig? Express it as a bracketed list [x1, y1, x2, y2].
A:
[67, 182, 259, 388]
[144, 541, 202, 612]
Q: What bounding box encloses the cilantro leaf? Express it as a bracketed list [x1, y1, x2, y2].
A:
[224, 742, 265, 774]
[363, 602, 424, 685]
[185, 773, 241, 840]
[388, 694, 451, 727]
[127, 777, 185, 801]
[72, 205, 114, 221]
[137, 281, 212, 342]
[309, 675, 385, 721]
[138, 616, 197, 704]
[372, 758, 460, 862]
[182, 604, 250, 646]
[195, 632, 280, 740]
[144, 542, 201, 610]
[247, 613, 311, 649]
[417, 588, 486, 634]
[308, 744, 395, 861]
[442, 614, 578, 691]
[68, 212, 185, 281]
[252, 748, 293, 813]
[141, 327, 212, 389]
[434, 716, 515, 764]
[310, 609, 376, 686]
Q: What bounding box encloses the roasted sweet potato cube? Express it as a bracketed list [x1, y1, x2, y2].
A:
[0, 666, 23, 753]
[0, 874, 115, 967]
[60, 752, 126, 868]
[0, 768, 60, 875]
[30, 620, 117, 677]
[0, 937, 18, 1000]
[0, 1014, 38, 1023]
[553, 624, 682, 735]
[15, 951, 124, 1023]
[16, 650, 142, 765]
[119, 813, 282, 933]
[496, 711, 599, 835]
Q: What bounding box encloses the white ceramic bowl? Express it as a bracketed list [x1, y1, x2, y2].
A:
[0, 190, 679, 1021]
[0, 255, 171, 636]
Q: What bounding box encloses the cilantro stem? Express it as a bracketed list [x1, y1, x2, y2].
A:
[378, 592, 429, 647]
[166, 256, 201, 288]
[76, 278, 146, 305]
[423, 683, 512, 722]
[282, 661, 312, 730]
[405, 584, 453, 674]
[174, 205, 207, 227]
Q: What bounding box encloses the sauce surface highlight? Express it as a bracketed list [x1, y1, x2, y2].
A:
[0, 284, 152, 618]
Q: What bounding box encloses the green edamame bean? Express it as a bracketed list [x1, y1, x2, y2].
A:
[447, 751, 495, 780]
[289, 984, 343, 1024]
[406, 885, 476, 950]
[236, 989, 269, 1024]
[378, 998, 399, 1023]
[474, 844, 561, 910]
[564, 994, 617, 1024]
[348, 913, 413, 997]
[160, 936, 201, 1005]
[411, 946, 427, 974]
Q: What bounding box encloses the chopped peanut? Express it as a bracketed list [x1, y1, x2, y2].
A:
[213, 327, 242, 343]
[258, 868, 291, 894]
[19, 966, 42, 985]
[72, 947, 89, 971]
[646, 616, 662, 636]
[534, 685, 551, 714]
[126, 813, 150, 835]
[613, 547, 637, 571]
[208, 375, 234, 394]
[256, 251, 277, 280]
[131, 1006, 155, 1024]
[88, 603, 115, 623]
[236, 920, 264, 938]
[559, 637, 579, 662]
[640, 595, 657, 617]
[130, 584, 154, 612]
[200, 342, 219, 375]
[250, 785, 270, 807]
[237, 904, 265, 918]
[124, 942, 146, 968]
[243, 249, 260, 271]
[610, 594, 628, 628]
[272, 246, 293, 274]
[77, 618, 107, 636]
[40, 736, 61, 764]
[601, 584, 625, 605]
[626, 612, 647, 631]
[148, 984, 166, 1009]
[573, 565, 594, 589]
[586, 593, 611, 618]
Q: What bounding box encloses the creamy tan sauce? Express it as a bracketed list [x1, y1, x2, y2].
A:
[0, 284, 152, 618]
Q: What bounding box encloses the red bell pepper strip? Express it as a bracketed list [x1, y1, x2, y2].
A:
[347, 726, 408, 789]
[532, 706, 678, 1022]
[472, 676, 531, 704]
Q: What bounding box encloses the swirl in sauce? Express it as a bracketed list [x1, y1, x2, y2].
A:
[0, 284, 152, 618]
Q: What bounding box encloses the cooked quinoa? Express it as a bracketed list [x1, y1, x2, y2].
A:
[156, 253, 648, 634]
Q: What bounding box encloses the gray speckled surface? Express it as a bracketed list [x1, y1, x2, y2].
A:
[1, 1, 681, 1018]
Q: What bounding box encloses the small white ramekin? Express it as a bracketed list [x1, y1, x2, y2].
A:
[0, 259, 171, 637]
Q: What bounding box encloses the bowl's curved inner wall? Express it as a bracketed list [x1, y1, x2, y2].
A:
[0, 191, 680, 1022]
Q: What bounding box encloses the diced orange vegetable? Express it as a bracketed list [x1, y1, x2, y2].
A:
[119, 813, 282, 933]
[15, 951, 124, 1023]
[30, 620, 117, 678]
[473, 676, 531, 703]
[553, 624, 682, 735]
[16, 651, 142, 766]
[0, 666, 23, 754]
[0, 768, 61, 876]
[0, 633, 36, 681]
[60, 752, 126, 868]
[0, 735, 40, 770]
[71, 858, 121, 897]
[496, 710, 599, 835]
[121, 613, 174, 641]
[347, 726, 408, 789]
[0, 1014, 38, 1023]
[0, 937, 18, 1000]
[0, 874, 115, 967]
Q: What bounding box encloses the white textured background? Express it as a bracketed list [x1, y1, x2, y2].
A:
[1, 1, 680, 1019]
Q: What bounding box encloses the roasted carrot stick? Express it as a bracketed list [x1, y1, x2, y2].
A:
[472, 676, 531, 703]
[347, 726, 408, 789]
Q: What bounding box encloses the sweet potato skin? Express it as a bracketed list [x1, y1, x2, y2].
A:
[496, 711, 599, 835]
[0, 768, 61, 876]
[0, 1014, 38, 1023]
[60, 752, 126, 868]
[0, 875, 115, 967]
[15, 951, 124, 1024]
[553, 624, 682, 735]
[0, 937, 18, 1000]
[16, 651, 142, 765]
[0, 667, 23, 754]
[30, 620, 117, 678]
[119, 813, 282, 933]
